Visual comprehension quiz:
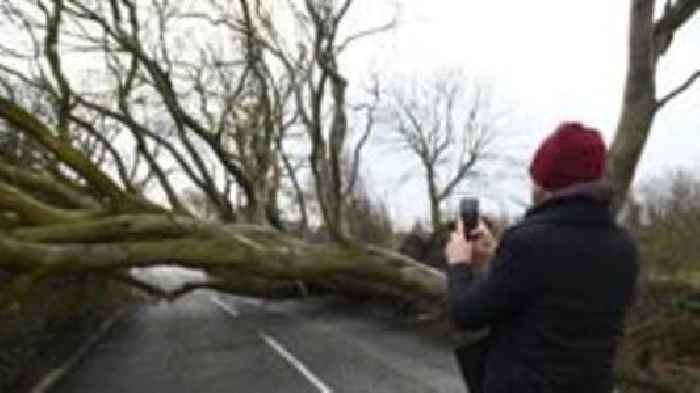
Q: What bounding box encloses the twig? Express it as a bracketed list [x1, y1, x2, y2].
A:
[656, 69, 700, 110]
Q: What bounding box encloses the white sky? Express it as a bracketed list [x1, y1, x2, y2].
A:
[339, 0, 700, 225]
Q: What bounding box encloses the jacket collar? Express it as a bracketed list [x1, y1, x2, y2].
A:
[524, 181, 615, 226]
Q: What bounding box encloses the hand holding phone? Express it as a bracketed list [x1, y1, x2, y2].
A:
[459, 198, 480, 241]
[446, 197, 497, 265]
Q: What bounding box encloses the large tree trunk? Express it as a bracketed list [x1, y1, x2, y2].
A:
[428, 175, 443, 234]
[0, 214, 446, 309]
[608, 0, 700, 210]
[608, 0, 657, 211]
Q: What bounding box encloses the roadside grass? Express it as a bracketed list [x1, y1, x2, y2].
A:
[0, 275, 133, 392]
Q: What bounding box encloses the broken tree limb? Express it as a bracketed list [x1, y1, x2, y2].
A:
[0, 201, 447, 306]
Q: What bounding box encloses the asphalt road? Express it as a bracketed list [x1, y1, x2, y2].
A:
[51, 291, 465, 393]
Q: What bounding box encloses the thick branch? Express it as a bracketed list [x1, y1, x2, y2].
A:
[654, 0, 700, 57]
[0, 181, 91, 225]
[0, 220, 446, 303]
[0, 97, 156, 212]
[0, 159, 99, 209]
[11, 214, 219, 243]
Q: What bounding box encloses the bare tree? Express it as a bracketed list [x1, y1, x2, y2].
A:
[608, 0, 700, 210]
[385, 71, 500, 232]
[158, 0, 389, 234]
[278, 134, 311, 233]
[196, 0, 393, 240]
[0, 0, 444, 312]
[0, 0, 310, 222]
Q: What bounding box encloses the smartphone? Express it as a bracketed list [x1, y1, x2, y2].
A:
[459, 197, 480, 241]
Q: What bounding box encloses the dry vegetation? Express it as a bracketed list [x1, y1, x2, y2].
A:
[0, 274, 132, 392]
[616, 171, 700, 392]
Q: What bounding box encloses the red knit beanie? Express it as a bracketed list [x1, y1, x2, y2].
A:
[529, 122, 607, 191]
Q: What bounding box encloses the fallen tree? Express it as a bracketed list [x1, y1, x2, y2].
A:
[0, 96, 445, 309]
[0, 0, 433, 309]
[2, 3, 699, 390]
[0, 0, 697, 309]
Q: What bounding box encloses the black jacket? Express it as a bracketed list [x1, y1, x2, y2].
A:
[448, 191, 639, 393]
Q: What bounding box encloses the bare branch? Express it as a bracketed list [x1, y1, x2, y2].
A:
[344, 77, 380, 199]
[0, 97, 158, 212]
[69, 114, 135, 193]
[385, 73, 499, 231]
[40, 0, 73, 136]
[654, 0, 700, 57]
[337, 18, 397, 53]
[656, 68, 700, 109]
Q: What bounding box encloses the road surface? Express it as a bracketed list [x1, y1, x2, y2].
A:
[51, 291, 465, 393]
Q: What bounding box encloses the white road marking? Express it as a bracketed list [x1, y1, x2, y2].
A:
[208, 295, 333, 393]
[208, 295, 239, 317]
[30, 310, 125, 393]
[236, 297, 266, 307]
[259, 333, 334, 393]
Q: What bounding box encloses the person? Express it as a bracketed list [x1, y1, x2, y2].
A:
[445, 122, 639, 393]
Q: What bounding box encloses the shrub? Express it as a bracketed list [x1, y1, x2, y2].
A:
[0, 274, 130, 392]
[633, 170, 700, 279]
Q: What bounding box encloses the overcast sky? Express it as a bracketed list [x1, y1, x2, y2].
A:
[338, 0, 700, 224]
[2, 1, 697, 227]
